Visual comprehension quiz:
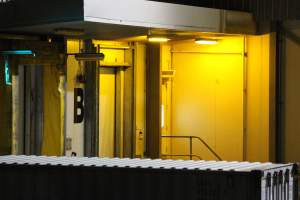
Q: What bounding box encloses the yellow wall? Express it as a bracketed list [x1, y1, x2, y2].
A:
[161, 44, 172, 156]
[170, 38, 245, 161]
[246, 35, 272, 162]
[93, 40, 127, 65]
[164, 35, 273, 162]
[99, 68, 116, 157]
[42, 65, 62, 156]
[134, 43, 146, 157]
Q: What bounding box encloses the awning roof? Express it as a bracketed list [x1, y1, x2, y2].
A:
[0, 0, 256, 39]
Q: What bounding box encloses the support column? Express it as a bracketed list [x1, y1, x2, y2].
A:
[146, 44, 161, 159]
[12, 64, 25, 155]
[24, 65, 43, 155]
[115, 69, 124, 157]
[124, 49, 134, 158]
[84, 40, 99, 157]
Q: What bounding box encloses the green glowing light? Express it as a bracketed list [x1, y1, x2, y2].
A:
[4, 58, 11, 85]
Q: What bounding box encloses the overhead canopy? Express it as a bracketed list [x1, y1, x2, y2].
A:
[0, 0, 256, 39]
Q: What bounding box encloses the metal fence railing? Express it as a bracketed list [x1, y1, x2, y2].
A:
[161, 135, 222, 161]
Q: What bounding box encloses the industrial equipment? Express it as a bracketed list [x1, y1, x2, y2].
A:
[0, 156, 297, 200]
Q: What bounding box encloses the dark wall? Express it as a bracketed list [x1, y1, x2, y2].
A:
[0, 42, 12, 155]
[151, 0, 300, 21]
[151, 0, 251, 12]
[0, 0, 83, 30]
[280, 28, 300, 163]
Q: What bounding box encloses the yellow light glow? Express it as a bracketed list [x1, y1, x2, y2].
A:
[195, 39, 218, 45]
[148, 37, 170, 43]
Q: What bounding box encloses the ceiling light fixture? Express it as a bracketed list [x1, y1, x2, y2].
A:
[148, 36, 170, 43]
[195, 39, 218, 45]
[54, 28, 84, 36]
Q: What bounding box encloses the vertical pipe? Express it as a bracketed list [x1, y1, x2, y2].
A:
[243, 36, 248, 161]
[18, 65, 24, 154]
[24, 66, 31, 155]
[58, 75, 66, 155]
[275, 22, 285, 163]
[116, 68, 125, 158]
[34, 65, 44, 155]
[11, 73, 18, 155]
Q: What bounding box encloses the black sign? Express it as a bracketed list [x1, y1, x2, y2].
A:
[74, 88, 84, 123]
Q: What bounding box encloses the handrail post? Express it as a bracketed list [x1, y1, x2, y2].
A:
[189, 136, 192, 160]
[193, 136, 222, 161]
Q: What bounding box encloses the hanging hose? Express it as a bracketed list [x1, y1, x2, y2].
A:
[58, 74, 66, 155]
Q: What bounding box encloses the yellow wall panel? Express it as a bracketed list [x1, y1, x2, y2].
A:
[161, 44, 172, 156]
[134, 43, 146, 157]
[246, 35, 271, 162]
[99, 68, 116, 158]
[93, 40, 129, 65]
[100, 49, 125, 64]
[170, 38, 244, 161]
[42, 65, 62, 156]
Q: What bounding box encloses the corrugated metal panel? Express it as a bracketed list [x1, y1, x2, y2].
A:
[0, 156, 298, 200]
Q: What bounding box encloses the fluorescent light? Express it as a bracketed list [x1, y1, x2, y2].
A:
[148, 37, 170, 43]
[195, 39, 218, 45]
[161, 105, 165, 128]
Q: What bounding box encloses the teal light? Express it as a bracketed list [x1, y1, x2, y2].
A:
[4, 58, 11, 85]
[0, 50, 35, 56]
[1, 50, 35, 85]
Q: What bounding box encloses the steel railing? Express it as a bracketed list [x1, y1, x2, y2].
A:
[161, 135, 222, 161]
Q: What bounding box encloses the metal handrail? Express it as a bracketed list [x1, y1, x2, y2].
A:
[161, 154, 203, 160]
[161, 135, 222, 161]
